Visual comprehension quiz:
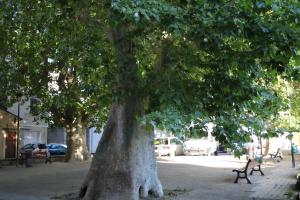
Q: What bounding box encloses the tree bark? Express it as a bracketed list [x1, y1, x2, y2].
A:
[263, 138, 270, 157]
[65, 121, 90, 162]
[79, 23, 163, 199]
[79, 104, 163, 200]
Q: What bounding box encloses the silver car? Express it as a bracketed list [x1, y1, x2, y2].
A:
[154, 137, 184, 156]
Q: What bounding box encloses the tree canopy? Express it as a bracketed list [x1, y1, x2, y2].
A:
[0, 2, 299, 159]
[1, 0, 300, 146]
[1, 1, 300, 199]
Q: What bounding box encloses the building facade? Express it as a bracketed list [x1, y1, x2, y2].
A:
[87, 127, 103, 154]
[0, 109, 19, 159]
[47, 127, 66, 144]
[7, 97, 48, 149]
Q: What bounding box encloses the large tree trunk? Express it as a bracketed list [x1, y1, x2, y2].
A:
[79, 104, 163, 200]
[65, 121, 90, 162]
[79, 23, 163, 199]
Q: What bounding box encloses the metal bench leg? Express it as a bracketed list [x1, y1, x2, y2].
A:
[260, 170, 264, 176]
[258, 165, 264, 176]
[250, 165, 264, 176]
[245, 173, 251, 184]
[250, 169, 253, 175]
[234, 172, 239, 183]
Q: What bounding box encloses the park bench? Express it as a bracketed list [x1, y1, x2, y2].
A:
[269, 148, 283, 161]
[232, 159, 264, 184]
[33, 151, 47, 160]
[19, 151, 47, 167]
[250, 154, 264, 176]
[250, 164, 264, 176]
[232, 159, 253, 184]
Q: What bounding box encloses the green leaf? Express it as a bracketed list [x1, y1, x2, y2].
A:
[295, 55, 300, 66]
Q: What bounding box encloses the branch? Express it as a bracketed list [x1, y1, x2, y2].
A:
[154, 39, 171, 72]
[147, 38, 172, 91]
[74, 6, 112, 42]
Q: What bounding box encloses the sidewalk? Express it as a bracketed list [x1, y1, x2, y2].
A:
[0, 192, 49, 200]
[157, 155, 300, 200]
[0, 161, 89, 200]
[250, 155, 299, 200]
[0, 155, 298, 200]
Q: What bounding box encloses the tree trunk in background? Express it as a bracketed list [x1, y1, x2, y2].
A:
[65, 121, 90, 162]
[79, 104, 163, 200]
[263, 138, 270, 157]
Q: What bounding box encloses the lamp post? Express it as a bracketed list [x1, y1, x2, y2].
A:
[16, 94, 21, 167]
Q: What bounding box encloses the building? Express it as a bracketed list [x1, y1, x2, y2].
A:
[87, 127, 171, 154]
[47, 127, 66, 144]
[0, 108, 20, 159]
[87, 127, 103, 154]
[7, 97, 48, 148]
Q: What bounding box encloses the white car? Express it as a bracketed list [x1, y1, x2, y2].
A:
[154, 137, 184, 156]
[183, 138, 217, 156]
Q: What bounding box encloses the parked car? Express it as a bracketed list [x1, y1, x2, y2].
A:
[154, 137, 184, 156]
[46, 143, 67, 156]
[20, 143, 47, 158]
[183, 137, 217, 156]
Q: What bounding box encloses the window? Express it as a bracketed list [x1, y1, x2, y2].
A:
[38, 144, 46, 149]
[23, 144, 34, 149]
[49, 145, 57, 149]
[176, 139, 182, 145]
[155, 138, 168, 145]
[170, 139, 176, 145]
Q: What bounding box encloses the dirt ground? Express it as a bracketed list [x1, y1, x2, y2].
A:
[0, 155, 298, 200]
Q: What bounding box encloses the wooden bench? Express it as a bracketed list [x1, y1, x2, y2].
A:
[232, 159, 264, 184]
[20, 151, 48, 166]
[269, 148, 283, 161]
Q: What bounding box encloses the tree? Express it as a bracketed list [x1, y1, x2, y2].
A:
[1, 1, 300, 199]
[79, 1, 300, 199]
[0, 1, 113, 162]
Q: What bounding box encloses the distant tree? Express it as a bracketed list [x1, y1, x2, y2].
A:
[0, 1, 113, 161]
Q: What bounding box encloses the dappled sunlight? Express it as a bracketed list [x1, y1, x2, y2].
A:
[66, 126, 88, 161]
[2, 130, 7, 138]
[157, 156, 277, 170]
[0, 111, 18, 128]
[75, 145, 84, 160]
[73, 132, 87, 161]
